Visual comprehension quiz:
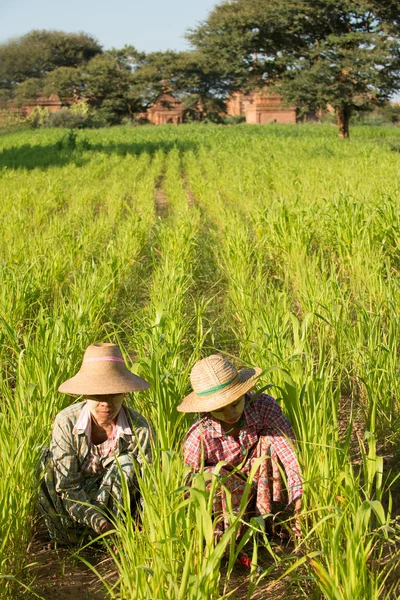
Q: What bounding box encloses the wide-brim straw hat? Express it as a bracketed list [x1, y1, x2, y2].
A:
[58, 343, 150, 395]
[177, 354, 261, 413]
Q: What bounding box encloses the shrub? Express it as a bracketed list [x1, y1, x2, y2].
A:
[222, 115, 246, 125]
[45, 104, 107, 129]
[46, 107, 87, 128]
[26, 106, 50, 128]
[0, 107, 26, 131]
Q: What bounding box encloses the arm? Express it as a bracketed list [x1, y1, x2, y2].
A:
[50, 416, 109, 534]
[257, 395, 303, 503]
[256, 394, 297, 440]
[125, 409, 153, 474]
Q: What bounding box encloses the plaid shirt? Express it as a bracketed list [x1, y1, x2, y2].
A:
[76, 403, 132, 476]
[50, 401, 151, 533]
[183, 393, 302, 504]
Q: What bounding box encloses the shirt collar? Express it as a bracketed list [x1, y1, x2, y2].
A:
[116, 405, 132, 441]
[73, 402, 132, 440]
[73, 402, 91, 435]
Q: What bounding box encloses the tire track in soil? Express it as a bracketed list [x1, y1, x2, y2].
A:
[26, 162, 169, 600]
[108, 153, 167, 335]
[154, 176, 169, 218]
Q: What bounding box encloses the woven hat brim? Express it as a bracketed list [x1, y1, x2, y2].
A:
[177, 366, 262, 413]
[58, 371, 150, 395]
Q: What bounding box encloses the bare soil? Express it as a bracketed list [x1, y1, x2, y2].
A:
[154, 178, 168, 218]
[26, 533, 114, 599]
[25, 533, 299, 600]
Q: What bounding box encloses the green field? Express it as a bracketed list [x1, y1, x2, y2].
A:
[1, 123, 399, 599]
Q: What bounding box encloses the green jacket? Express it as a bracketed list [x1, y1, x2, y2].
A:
[49, 401, 151, 533]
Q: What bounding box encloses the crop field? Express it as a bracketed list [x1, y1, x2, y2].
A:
[1, 123, 400, 599]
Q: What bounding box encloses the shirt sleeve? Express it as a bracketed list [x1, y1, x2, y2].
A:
[183, 423, 207, 471]
[50, 415, 108, 534]
[256, 394, 296, 439]
[256, 394, 303, 503]
[126, 415, 153, 474]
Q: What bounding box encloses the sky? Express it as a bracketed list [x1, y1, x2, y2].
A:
[0, 0, 218, 53]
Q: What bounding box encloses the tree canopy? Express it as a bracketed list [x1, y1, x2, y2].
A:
[132, 50, 227, 119]
[83, 47, 145, 123]
[188, 0, 400, 136]
[0, 30, 102, 95]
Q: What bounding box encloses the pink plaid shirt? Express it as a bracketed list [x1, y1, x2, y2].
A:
[183, 393, 303, 504]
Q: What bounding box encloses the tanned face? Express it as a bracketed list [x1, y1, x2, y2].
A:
[211, 396, 245, 424]
[85, 393, 125, 426]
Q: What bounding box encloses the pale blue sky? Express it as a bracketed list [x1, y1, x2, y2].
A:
[0, 0, 218, 52]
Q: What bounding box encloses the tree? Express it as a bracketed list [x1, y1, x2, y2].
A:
[132, 50, 227, 120]
[188, 0, 400, 137]
[83, 47, 145, 123]
[131, 50, 183, 107]
[0, 30, 102, 98]
[173, 51, 228, 120]
[13, 78, 44, 106]
[42, 67, 83, 99]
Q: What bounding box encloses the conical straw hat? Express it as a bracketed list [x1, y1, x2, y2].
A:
[177, 354, 261, 413]
[58, 343, 150, 395]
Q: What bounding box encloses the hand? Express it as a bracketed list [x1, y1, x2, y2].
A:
[99, 521, 119, 554]
[99, 520, 115, 534]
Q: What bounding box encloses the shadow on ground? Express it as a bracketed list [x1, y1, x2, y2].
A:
[0, 137, 200, 171]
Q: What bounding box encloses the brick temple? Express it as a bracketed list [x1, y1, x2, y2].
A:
[145, 88, 299, 125]
[1, 88, 313, 126]
[146, 93, 185, 125]
[23, 93, 66, 116]
[226, 90, 297, 124]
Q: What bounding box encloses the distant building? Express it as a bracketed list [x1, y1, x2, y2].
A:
[143, 89, 299, 125]
[226, 90, 297, 124]
[22, 93, 65, 116]
[0, 93, 79, 124]
[146, 93, 185, 125]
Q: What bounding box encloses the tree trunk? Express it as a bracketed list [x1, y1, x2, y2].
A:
[336, 107, 351, 138]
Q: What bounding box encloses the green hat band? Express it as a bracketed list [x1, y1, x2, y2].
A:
[196, 375, 238, 397]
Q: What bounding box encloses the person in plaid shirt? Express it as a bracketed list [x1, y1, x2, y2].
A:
[177, 354, 302, 537]
[38, 343, 151, 545]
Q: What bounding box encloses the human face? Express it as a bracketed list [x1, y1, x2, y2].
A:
[211, 396, 245, 425]
[86, 394, 125, 426]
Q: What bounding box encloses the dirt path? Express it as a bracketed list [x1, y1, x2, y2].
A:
[154, 177, 168, 218]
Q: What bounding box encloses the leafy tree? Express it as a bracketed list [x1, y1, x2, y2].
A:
[174, 52, 228, 120]
[83, 47, 145, 123]
[188, 0, 400, 137]
[42, 67, 83, 99]
[131, 50, 182, 107]
[132, 50, 227, 120]
[13, 78, 44, 106]
[0, 30, 102, 97]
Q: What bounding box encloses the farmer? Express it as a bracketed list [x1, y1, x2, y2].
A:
[38, 343, 151, 545]
[177, 354, 302, 538]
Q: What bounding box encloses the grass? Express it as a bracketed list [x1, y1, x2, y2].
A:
[0, 123, 399, 599]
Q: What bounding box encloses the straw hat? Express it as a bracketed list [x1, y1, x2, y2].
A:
[177, 354, 261, 413]
[58, 343, 150, 395]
